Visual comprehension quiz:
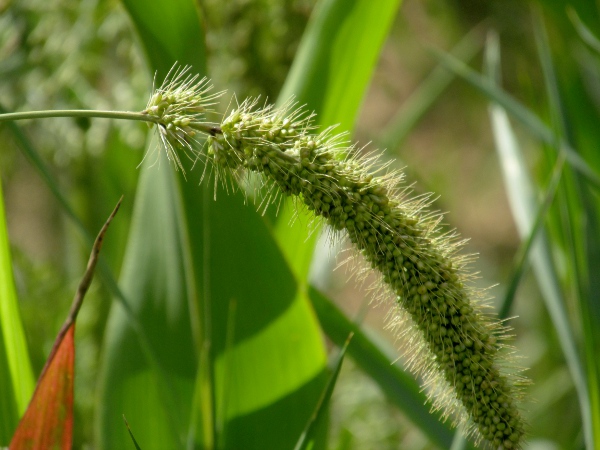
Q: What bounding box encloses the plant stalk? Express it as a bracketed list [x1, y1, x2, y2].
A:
[0, 109, 220, 135]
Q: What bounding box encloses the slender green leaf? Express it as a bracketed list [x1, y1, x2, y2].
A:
[485, 30, 593, 447]
[534, 14, 600, 448]
[433, 46, 600, 190]
[568, 7, 600, 55]
[498, 155, 565, 320]
[379, 25, 483, 151]
[279, 0, 401, 131]
[294, 334, 352, 450]
[0, 174, 34, 444]
[123, 416, 143, 450]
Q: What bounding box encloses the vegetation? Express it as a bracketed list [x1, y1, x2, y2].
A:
[1, 0, 599, 449]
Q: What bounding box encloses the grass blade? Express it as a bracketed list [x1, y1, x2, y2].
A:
[0, 175, 34, 443]
[294, 334, 353, 450]
[433, 45, 600, 190]
[379, 24, 483, 150]
[534, 10, 600, 448]
[123, 416, 143, 450]
[533, 13, 600, 447]
[279, 0, 402, 130]
[568, 7, 600, 55]
[485, 30, 593, 447]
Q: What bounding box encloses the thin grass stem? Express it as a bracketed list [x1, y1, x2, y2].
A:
[0, 109, 220, 135]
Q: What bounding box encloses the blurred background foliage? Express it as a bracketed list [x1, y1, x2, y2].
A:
[1, 0, 599, 448]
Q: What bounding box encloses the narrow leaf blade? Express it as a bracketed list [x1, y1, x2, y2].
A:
[0, 174, 34, 443]
[294, 334, 352, 450]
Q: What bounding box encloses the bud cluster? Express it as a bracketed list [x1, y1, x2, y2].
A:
[142, 66, 222, 172]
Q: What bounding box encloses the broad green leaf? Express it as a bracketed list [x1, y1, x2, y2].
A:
[100, 2, 329, 450]
[179, 183, 328, 450]
[121, 0, 206, 77]
[97, 154, 196, 449]
[96, 0, 207, 446]
[279, 0, 401, 131]
[309, 286, 456, 449]
[0, 174, 34, 443]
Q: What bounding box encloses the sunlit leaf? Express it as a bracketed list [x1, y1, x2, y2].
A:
[100, 2, 329, 450]
[0, 174, 34, 444]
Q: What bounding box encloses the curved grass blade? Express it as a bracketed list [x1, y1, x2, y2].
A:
[534, 11, 600, 448]
[294, 334, 353, 450]
[485, 30, 593, 448]
[0, 175, 34, 444]
[568, 7, 600, 55]
[379, 24, 483, 151]
[432, 45, 600, 190]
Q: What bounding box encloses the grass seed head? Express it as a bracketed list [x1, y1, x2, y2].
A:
[142, 65, 223, 173]
[149, 69, 529, 449]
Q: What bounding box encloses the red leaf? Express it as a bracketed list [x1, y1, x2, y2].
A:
[8, 198, 121, 450]
[10, 324, 75, 450]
